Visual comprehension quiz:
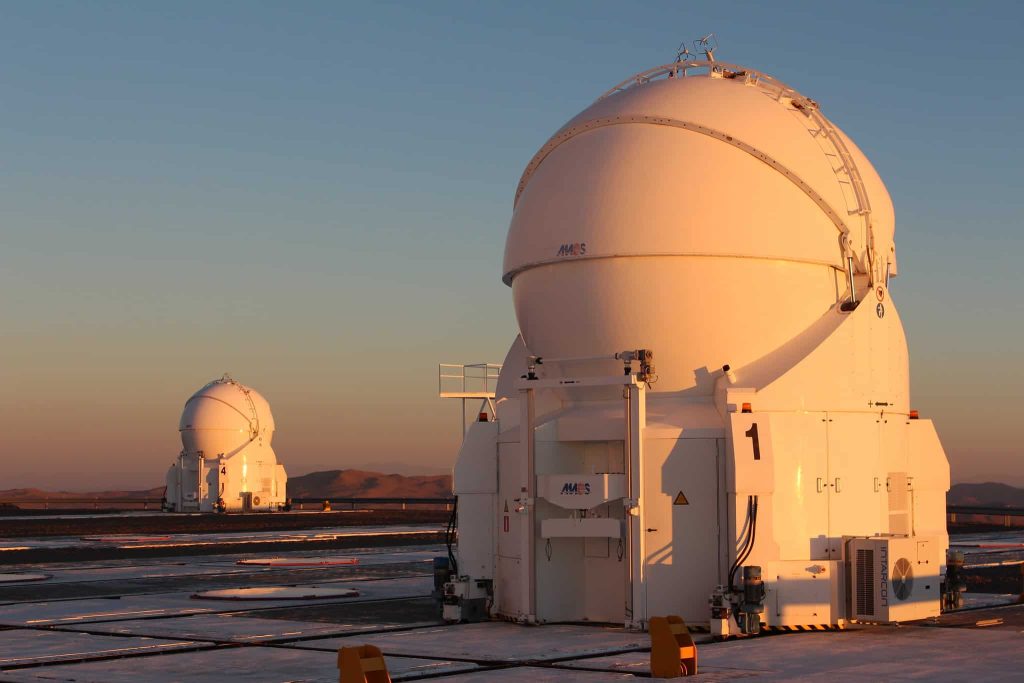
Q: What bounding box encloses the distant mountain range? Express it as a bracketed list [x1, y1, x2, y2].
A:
[947, 482, 1024, 508]
[1, 476, 1016, 507]
[0, 469, 452, 502]
[0, 486, 165, 500]
[287, 469, 451, 499]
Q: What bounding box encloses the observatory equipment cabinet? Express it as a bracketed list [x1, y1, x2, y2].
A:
[445, 55, 951, 632]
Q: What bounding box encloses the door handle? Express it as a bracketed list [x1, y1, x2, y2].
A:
[646, 528, 658, 533]
[816, 477, 823, 493]
[834, 478, 841, 493]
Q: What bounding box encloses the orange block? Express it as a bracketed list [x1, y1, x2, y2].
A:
[649, 615, 697, 678]
[338, 644, 392, 683]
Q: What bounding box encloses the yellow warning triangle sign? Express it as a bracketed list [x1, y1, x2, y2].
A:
[673, 491, 689, 506]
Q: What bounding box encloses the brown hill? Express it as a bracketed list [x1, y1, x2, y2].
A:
[948, 482, 1024, 508]
[0, 486, 165, 500]
[287, 469, 451, 499]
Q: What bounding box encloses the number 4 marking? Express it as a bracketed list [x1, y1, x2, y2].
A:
[745, 423, 761, 460]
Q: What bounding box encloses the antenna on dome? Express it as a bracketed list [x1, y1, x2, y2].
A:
[675, 40, 693, 63]
[694, 33, 718, 62]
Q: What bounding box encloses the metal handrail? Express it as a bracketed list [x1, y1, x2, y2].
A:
[292, 497, 453, 505]
[599, 60, 804, 102]
[291, 496, 454, 512]
[948, 505, 1024, 517]
[0, 498, 165, 510]
[1, 496, 455, 513]
[438, 362, 501, 397]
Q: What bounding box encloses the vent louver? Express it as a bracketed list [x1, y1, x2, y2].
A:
[856, 548, 874, 616]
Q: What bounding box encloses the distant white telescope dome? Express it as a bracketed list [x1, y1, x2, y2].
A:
[166, 374, 287, 513]
[179, 374, 275, 458]
[504, 63, 897, 392]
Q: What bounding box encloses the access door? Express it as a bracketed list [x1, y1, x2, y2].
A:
[825, 413, 885, 555]
[766, 413, 830, 560]
[641, 437, 721, 623]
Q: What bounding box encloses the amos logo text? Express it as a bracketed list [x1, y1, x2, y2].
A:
[556, 242, 586, 257]
[560, 482, 592, 495]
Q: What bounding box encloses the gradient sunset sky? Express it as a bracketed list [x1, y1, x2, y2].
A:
[1, 1, 1021, 490]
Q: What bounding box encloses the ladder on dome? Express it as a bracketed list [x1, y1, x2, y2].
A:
[438, 363, 501, 437]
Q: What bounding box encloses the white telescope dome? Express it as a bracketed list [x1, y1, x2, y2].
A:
[504, 62, 897, 392]
[179, 374, 274, 458]
[449, 55, 950, 631]
[167, 374, 287, 513]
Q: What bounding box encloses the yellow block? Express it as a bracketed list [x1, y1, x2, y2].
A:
[338, 644, 392, 683]
[649, 615, 697, 678]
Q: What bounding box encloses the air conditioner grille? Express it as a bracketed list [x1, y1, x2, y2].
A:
[856, 548, 874, 616]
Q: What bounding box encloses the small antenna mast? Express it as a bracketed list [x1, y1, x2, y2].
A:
[694, 33, 718, 62]
[675, 40, 693, 63]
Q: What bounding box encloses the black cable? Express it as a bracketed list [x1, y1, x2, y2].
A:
[742, 496, 759, 568]
[728, 496, 754, 592]
[728, 498, 750, 588]
[445, 496, 459, 577]
[729, 495, 759, 592]
[740, 497, 759, 569]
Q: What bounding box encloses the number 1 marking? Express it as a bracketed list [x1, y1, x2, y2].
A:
[745, 423, 761, 460]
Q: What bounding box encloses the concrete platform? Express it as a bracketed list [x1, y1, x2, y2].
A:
[0, 595, 217, 627]
[0, 575, 48, 585]
[2, 535, 1022, 682]
[0, 575, 432, 626]
[0, 524, 446, 564]
[0, 629, 210, 667]
[4, 546, 439, 583]
[0, 646, 479, 682]
[296, 622, 648, 663]
[56, 611, 439, 644]
[557, 619, 1024, 680]
[3, 525, 444, 553]
[425, 668, 639, 681]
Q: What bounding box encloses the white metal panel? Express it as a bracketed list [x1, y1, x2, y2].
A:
[454, 422, 499, 494]
[455, 421, 500, 581]
[826, 413, 885, 551]
[495, 439, 524, 619]
[495, 442, 522, 561]
[541, 518, 622, 538]
[907, 419, 950, 541]
[640, 437, 720, 623]
[531, 440, 628, 624]
[880, 417, 910, 534]
[765, 560, 842, 626]
[765, 413, 830, 561]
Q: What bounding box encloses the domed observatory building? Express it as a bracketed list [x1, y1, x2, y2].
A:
[446, 52, 950, 634]
[165, 375, 288, 513]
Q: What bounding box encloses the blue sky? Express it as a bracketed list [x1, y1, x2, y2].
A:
[1, 1, 1021, 488]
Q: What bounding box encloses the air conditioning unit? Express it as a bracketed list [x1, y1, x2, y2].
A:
[847, 536, 942, 623]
